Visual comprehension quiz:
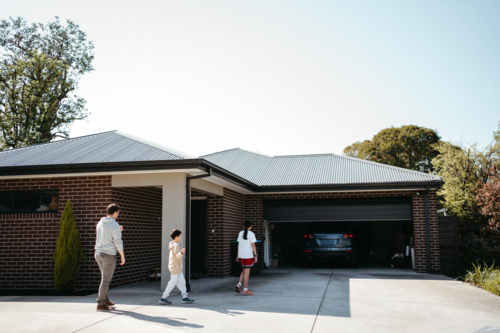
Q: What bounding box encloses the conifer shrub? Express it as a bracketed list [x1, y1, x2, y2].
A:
[53, 199, 84, 292]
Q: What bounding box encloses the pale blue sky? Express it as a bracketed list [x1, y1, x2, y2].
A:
[2, 0, 499, 156]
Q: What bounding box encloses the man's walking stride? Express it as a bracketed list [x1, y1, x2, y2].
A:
[95, 204, 125, 311]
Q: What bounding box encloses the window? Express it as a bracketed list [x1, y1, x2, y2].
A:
[0, 192, 12, 212]
[0, 190, 59, 213]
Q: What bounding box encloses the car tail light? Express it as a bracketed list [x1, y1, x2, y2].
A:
[304, 234, 313, 238]
[342, 234, 353, 239]
[345, 250, 353, 253]
[305, 250, 312, 252]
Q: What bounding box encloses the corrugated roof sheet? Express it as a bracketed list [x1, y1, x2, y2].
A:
[202, 148, 443, 186]
[0, 131, 194, 166]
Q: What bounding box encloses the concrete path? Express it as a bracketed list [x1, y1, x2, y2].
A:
[1, 267, 499, 333]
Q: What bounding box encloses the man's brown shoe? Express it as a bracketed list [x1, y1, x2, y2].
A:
[105, 301, 115, 307]
[96, 304, 110, 311]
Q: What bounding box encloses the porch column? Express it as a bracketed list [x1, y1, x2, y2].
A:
[161, 173, 187, 289]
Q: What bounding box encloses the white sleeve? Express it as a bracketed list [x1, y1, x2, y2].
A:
[250, 232, 256, 243]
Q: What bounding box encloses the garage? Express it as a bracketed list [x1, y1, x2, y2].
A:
[263, 197, 415, 269]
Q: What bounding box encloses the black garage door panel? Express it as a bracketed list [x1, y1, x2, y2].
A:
[263, 197, 412, 222]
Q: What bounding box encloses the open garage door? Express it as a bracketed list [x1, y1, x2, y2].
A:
[264, 197, 414, 269]
[263, 197, 412, 222]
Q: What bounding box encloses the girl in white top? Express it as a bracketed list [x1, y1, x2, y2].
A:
[235, 219, 257, 296]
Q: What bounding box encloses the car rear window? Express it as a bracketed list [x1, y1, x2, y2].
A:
[307, 222, 350, 233]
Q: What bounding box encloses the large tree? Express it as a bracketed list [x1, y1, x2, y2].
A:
[343, 125, 441, 172]
[0, 16, 94, 149]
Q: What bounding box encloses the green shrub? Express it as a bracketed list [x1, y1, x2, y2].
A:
[53, 199, 84, 292]
[463, 261, 500, 296]
[482, 274, 500, 296]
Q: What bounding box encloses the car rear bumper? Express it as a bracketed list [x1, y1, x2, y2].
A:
[303, 249, 356, 262]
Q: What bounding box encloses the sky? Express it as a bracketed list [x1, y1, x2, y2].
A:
[2, 0, 500, 157]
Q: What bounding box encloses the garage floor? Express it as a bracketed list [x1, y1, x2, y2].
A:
[1, 267, 499, 333]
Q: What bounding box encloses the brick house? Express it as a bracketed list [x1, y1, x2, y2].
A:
[0, 131, 443, 291]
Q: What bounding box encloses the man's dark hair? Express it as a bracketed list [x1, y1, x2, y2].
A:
[107, 204, 120, 215]
[171, 229, 182, 239]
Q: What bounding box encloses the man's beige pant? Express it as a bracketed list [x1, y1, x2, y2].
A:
[95, 251, 116, 305]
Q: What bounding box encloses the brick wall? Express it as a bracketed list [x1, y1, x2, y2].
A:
[244, 190, 441, 274]
[0, 176, 112, 289]
[1, 176, 441, 289]
[205, 193, 224, 277]
[111, 187, 162, 287]
[0, 177, 163, 290]
[413, 191, 440, 273]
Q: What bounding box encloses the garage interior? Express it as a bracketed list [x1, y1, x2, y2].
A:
[263, 197, 415, 269]
[268, 221, 413, 267]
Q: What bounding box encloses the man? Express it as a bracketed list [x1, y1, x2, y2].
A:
[95, 204, 125, 311]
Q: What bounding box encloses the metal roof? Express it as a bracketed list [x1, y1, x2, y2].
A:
[0, 131, 195, 167]
[202, 148, 443, 186]
[0, 132, 443, 189]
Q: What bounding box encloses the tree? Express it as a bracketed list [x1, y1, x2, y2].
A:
[433, 139, 500, 220]
[432, 126, 500, 267]
[0, 16, 94, 149]
[343, 125, 441, 172]
[476, 164, 500, 234]
[53, 199, 84, 293]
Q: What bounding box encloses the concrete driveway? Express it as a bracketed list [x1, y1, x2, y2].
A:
[1, 266, 499, 333]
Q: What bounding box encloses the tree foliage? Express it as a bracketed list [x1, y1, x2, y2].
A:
[432, 142, 498, 219]
[432, 125, 500, 267]
[432, 128, 500, 219]
[343, 125, 441, 172]
[0, 16, 94, 149]
[476, 164, 500, 234]
[53, 199, 84, 293]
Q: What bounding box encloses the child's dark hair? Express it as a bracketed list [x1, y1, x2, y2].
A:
[170, 229, 182, 239]
[107, 203, 120, 215]
[243, 219, 253, 240]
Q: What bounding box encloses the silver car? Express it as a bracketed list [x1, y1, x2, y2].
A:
[302, 222, 357, 266]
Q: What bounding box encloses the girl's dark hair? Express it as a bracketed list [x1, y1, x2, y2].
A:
[243, 219, 253, 240]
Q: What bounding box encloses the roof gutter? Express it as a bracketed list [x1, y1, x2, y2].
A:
[0, 159, 205, 176]
[255, 180, 444, 193]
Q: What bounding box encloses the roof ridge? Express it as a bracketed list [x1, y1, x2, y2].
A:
[201, 147, 273, 158]
[115, 131, 195, 159]
[0, 130, 116, 154]
[275, 153, 336, 158]
[200, 147, 241, 158]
